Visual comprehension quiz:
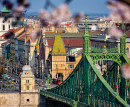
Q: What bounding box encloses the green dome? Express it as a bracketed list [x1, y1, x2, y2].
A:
[1, 5, 11, 13]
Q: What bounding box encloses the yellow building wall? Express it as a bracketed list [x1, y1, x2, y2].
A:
[52, 55, 66, 79]
[51, 54, 82, 79]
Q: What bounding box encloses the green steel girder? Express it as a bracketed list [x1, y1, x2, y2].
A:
[90, 53, 122, 66]
[91, 46, 119, 53]
[39, 17, 130, 107]
[86, 55, 130, 107]
[40, 90, 91, 107]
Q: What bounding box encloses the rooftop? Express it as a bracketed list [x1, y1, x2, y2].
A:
[47, 38, 91, 47]
[17, 34, 29, 40]
[1, 5, 10, 13]
[52, 35, 66, 55]
[45, 32, 98, 38]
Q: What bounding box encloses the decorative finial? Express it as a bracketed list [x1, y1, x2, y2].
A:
[84, 15, 89, 19]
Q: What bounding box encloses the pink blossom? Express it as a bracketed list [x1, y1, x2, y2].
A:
[16, 5, 24, 12]
[50, 4, 71, 24]
[23, 0, 29, 7]
[121, 63, 130, 79]
[109, 12, 122, 21]
[107, 1, 118, 11]
[50, 9, 60, 24]
[31, 29, 40, 41]
[123, 10, 130, 22]
[117, 2, 130, 13]
[39, 9, 50, 20]
[109, 27, 123, 38]
[58, 4, 72, 21]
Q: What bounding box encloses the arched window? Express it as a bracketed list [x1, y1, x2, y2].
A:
[126, 47, 129, 54]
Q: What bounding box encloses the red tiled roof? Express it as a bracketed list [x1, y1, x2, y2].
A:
[0, 29, 15, 37]
[63, 38, 84, 47]
[17, 34, 29, 40]
[47, 38, 91, 47]
[0, 27, 23, 38]
[65, 23, 72, 26]
[13, 27, 23, 33]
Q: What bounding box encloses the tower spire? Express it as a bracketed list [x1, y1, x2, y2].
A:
[83, 15, 90, 55]
[120, 21, 127, 55]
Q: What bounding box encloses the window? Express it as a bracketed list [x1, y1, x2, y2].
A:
[26, 80, 29, 83]
[9, 25, 10, 29]
[68, 64, 74, 69]
[3, 25, 5, 30]
[26, 86, 29, 90]
[2, 20, 5, 23]
[27, 99, 29, 101]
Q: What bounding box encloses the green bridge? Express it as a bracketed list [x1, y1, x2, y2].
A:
[40, 17, 130, 107]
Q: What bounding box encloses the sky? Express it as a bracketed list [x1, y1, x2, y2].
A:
[28, 0, 110, 14]
[0, 0, 110, 14]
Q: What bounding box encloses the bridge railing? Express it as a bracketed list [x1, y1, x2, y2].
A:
[43, 56, 130, 107]
[85, 56, 129, 107]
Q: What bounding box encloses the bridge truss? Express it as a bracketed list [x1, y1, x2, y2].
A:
[40, 17, 130, 107]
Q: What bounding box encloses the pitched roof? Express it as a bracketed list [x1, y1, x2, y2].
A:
[52, 35, 66, 54]
[0, 29, 15, 37]
[63, 38, 84, 47]
[47, 38, 91, 47]
[17, 34, 29, 40]
[13, 27, 23, 33]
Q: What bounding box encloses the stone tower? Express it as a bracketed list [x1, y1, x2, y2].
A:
[51, 34, 66, 79]
[20, 65, 39, 107]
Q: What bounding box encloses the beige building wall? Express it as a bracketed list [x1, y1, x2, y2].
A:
[65, 26, 78, 33]
[21, 75, 35, 92]
[44, 26, 78, 33]
[51, 55, 66, 79]
[29, 39, 38, 67]
[51, 55, 81, 79]
[45, 46, 51, 64]
[20, 93, 39, 107]
[0, 93, 20, 107]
